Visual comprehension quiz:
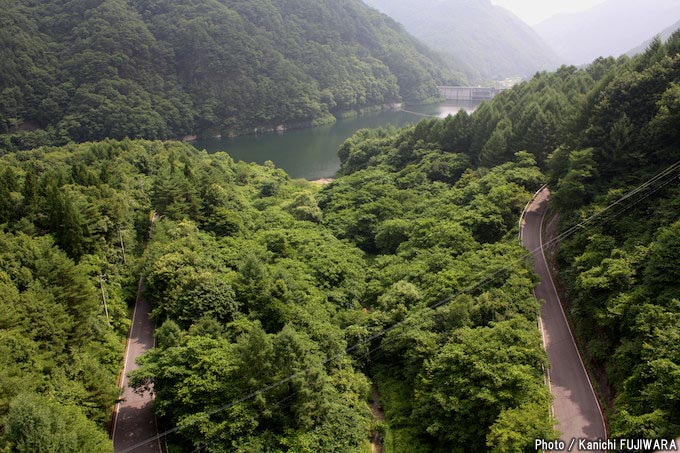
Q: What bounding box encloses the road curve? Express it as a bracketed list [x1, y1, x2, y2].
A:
[520, 187, 607, 449]
[111, 280, 162, 453]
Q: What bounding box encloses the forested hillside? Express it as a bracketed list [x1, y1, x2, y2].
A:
[319, 147, 554, 451]
[0, 0, 453, 152]
[0, 141, 158, 452]
[0, 138, 553, 451]
[331, 30, 680, 445]
[546, 34, 680, 439]
[1, 25, 679, 453]
[126, 142, 553, 451]
[336, 60, 612, 175]
[363, 0, 559, 81]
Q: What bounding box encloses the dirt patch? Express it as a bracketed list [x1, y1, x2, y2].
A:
[370, 385, 384, 453]
[310, 178, 334, 185]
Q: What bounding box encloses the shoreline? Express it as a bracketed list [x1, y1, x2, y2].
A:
[182, 102, 405, 143]
[310, 178, 335, 185]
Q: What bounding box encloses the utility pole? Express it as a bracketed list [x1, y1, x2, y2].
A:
[99, 274, 111, 326]
[118, 226, 127, 264]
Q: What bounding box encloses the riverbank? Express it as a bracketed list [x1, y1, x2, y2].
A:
[183, 103, 405, 143]
[192, 100, 481, 180]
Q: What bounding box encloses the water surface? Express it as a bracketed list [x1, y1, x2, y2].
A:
[194, 101, 479, 180]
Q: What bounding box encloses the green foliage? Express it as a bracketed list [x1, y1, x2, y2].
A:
[645, 221, 680, 301]
[0, 129, 542, 451]
[487, 402, 558, 453]
[314, 33, 680, 448]
[413, 319, 552, 451]
[336, 65, 606, 177]
[2, 394, 112, 453]
[479, 118, 512, 168]
[0, 140, 235, 448]
[5, 30, 679, 450]
[2, 14, 679, 453]
[0, 0, 452, 150]
[131, 321, 371, 452]
[7, 27, 662, 448]
[319, 129, 548, 451]
[155, 320, 183, 350]
[0, 232, 123, 430]
[546, 32, 680, 441]
[11, 33, 680, 445]
[552, 148, 598, 211]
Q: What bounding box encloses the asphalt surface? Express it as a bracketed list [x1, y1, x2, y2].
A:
[521, 188, 607, 450]
[111, 283, 162, 453]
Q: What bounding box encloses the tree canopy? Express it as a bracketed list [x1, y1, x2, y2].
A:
[0, 0, 455, 152]
[545, 33, 680, 440]
[2, 28, 680, 452]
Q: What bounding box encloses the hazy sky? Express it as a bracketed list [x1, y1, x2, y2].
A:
[491, 0, 607, 25]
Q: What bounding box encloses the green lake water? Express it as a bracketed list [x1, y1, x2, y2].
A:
[193, 101, 480, 180]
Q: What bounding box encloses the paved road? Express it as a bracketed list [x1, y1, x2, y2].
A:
[111, 281, 162, 453]
[521, 188, 607, 450]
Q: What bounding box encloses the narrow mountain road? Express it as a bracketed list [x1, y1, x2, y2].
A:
[111, 280, 161, 453]
[520, 187, 607, 450]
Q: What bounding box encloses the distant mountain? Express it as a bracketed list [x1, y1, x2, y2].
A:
[534, 0, 680, 65]
[627, 19, 680, 56]
[0, 0, 454, 150]
[362, 0, 560, 82]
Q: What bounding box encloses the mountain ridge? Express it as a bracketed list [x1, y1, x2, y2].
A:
[363, 0, 560, 81]
[627, 19, 680, 56]
[0, 0, 455, 151]
[534, 0, 680, 65]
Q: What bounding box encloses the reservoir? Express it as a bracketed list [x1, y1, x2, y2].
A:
[193, 101, 480, 180]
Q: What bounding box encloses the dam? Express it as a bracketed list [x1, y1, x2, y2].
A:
[437, 86, 503, 102]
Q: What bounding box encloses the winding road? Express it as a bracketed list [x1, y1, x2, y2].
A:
[108, 189, 610, 451]
[111, 280, 162, 453]
[520, 187, 607, 450]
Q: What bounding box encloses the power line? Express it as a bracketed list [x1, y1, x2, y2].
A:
[186, 392, 300, 453]
[176, 328, 397, 453]
[120, 160, 680, 453]
[99, 274, 111, 326]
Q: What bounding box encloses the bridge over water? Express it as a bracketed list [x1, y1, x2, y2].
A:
[437, 86, 503, 102]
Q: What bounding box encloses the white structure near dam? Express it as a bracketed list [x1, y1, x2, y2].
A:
[437, 86, 504, 101]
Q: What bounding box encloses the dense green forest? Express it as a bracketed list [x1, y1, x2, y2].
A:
[1, 20, 679, 453]
[546, 35, 680, 438]
[0, 141, 154, 452]
[318, 149, 554, 452]
[281, 30, 680, 448]
[127, 143, 553, 451]
[0, 138, 552, 451]
[0, 0, 454, 152]
[334, 30, 680, 443]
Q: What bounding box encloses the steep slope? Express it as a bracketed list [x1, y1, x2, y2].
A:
[334, 30, 680, 442]
[363, 0, 560, 82]
[0, 138, 552, 452]
[628, 18, 680, 56]
[0, 0, 454, 151]
[534, 0, 680, 65]
[545, 34, 680, 440]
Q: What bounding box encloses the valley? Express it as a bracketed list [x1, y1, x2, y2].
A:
[0, 1, 679, 452]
